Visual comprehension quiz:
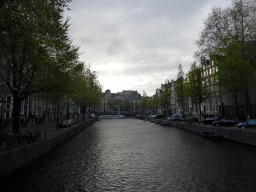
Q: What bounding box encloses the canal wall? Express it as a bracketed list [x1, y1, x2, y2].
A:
[0, 119, 96, 179]
[166, 121, 256, 146]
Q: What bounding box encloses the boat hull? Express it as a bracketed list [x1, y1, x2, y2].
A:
[99, 115, 125, 119]
[200, 131, 222, 139]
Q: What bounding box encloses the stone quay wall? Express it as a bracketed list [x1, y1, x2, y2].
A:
[0, 119, 96, 178]
[166, 120, 256, 146]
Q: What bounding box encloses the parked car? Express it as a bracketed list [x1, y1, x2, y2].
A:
[199, 118, 217, 125]
[212, 119, 237, 127]
[59, 120, 72, 128]
[167, 114, 182, 121]
[238, 119, 256, 129]
[180, 116, 198, 123]
[68, 119, 75, 125]
[155, 114, 164, 119]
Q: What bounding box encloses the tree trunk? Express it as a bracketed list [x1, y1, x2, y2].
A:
[76, 104, 79, 123]
[12, 95, 21, 133]
[199, 103, 201, 121]
[82, 107, 86, 121]
[56, 105, 59, 129]
[235, 97, 239, 121]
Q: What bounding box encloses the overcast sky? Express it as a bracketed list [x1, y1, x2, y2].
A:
[64, 0, 232, 96]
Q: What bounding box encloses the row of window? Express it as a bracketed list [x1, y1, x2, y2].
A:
[202, 66, 218, 77]
[203, 98, 219, 112]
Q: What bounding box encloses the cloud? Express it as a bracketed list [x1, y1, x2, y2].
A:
[64, 0, 232, 96]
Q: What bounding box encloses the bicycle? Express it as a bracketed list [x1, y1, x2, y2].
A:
[0, 135, 5, 149]
[34, 131, 41, 141]
[0, 132, 17, 149]
[8, 132, 18, 145]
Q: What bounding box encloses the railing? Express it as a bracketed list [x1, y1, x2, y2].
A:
[0, 131, 43, 151]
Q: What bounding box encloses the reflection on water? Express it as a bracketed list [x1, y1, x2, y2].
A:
[4, 119, 256, 191]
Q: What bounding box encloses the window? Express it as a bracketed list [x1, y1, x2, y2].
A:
[31, 97, 35, 114]
[205, 99, 212, 112]
[43, 100, 46, 109]
[212, 98, 218, 112]
[35, 98, 38, 115]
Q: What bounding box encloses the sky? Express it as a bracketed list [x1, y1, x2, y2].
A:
[64, 0, 232, 96]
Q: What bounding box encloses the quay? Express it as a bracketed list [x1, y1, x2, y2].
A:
[148, 117, 256, 146]
[0, 118, 96, 178]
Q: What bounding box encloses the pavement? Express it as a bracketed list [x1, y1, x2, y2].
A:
[0, 117, 90, 152]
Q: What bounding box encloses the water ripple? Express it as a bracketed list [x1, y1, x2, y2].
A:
[4, 119, 256, 191]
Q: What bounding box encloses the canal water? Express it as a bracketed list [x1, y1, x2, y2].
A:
[4, 118, 256, 191]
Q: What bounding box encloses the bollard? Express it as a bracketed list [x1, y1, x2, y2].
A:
[44, 130, 47, 140]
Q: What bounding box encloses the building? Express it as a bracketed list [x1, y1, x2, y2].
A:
[100, 89, 142, 114]
[200, 59, 221, 118]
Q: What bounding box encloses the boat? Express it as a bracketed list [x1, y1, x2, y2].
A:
[96, 117, 101, 121]
[98, 115, 125, 119]
[161, 121, 167, 126]
[149, 119, 155, 123]
[200, 131, 222, 139]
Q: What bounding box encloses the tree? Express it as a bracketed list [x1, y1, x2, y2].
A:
[214, 42, 256, 119]
[195, 0, 256, 117]
[185, 62, 211, 120]
[0, 0, 82, 133]
[130, 100, 135, 113]
[71, 70, 89, 122]
[160, 84, 172, 116]
[107, 98, 115, 112]
[73, 67, 102, 119]
[147, 98, 153, 113]
[84, 67, 102, 113]
[174, 64, 186, 114]
[140, 91, 148, 113]
[152, 93, 160, 113]
[196, 0, 256, 57]
[118, 99, 126, 112]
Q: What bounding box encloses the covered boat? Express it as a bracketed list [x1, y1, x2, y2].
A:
[161, 121, 167, 126]
[99, 115, 125, 119]
[200, 131, 222, 139]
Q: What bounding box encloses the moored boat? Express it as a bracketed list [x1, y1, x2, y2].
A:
[161, 121, 167, 126]
[96, 117, 101, 121]
[200, 131, 221, 139]
[99, 115, 125, 119]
